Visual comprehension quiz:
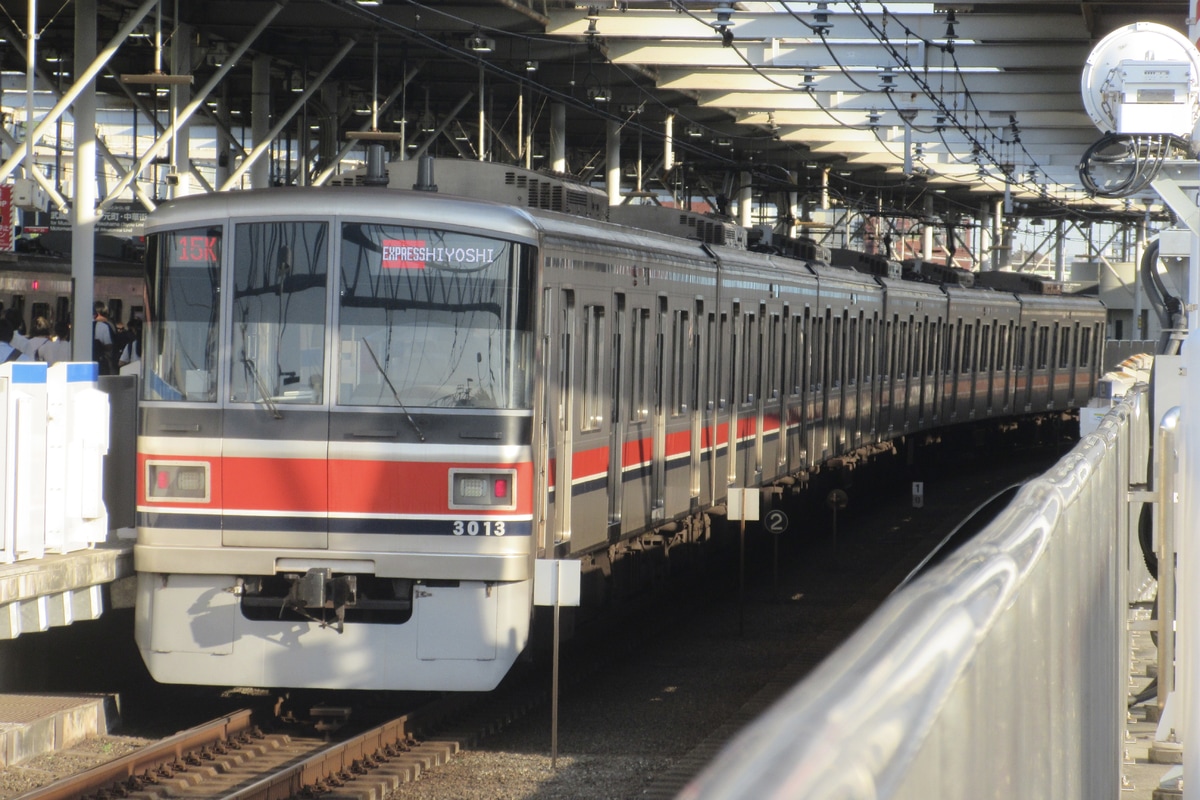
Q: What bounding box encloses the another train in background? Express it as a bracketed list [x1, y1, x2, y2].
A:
[0, 234, 146, 331]
[132, 157, 1106, 692]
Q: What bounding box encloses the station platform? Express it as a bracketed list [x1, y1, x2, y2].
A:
[0, 543, 133, 640]
[1127, 601, 1181, 799]
[0, 693, 117, 767]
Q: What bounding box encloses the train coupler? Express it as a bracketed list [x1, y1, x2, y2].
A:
[285, 568, 358, 633]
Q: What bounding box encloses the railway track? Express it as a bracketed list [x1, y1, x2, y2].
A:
[12, 703, 463, 800]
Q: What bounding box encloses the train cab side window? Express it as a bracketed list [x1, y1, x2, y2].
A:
[143, 226, 222, 402]
[230, 221, 328, 406]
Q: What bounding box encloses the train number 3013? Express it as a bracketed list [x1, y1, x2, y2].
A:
[451, 520, 507, 536]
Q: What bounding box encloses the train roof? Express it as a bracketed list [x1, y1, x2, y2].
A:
[146, 186, 546, 246]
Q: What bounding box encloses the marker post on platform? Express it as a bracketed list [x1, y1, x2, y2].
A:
[764, 508, 789, 599]
[728, 489, 759, 637]
[534, 558, 581, 770]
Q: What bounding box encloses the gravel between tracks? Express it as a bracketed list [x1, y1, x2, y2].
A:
[0, 735, 152, 798]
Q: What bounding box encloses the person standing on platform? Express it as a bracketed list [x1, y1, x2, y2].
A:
[0, 320, 30, 363]
[37, 320, 72, 365]
[92, 302, 118, 375]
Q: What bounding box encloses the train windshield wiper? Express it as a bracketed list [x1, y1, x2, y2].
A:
[241, 354, 282, 419]
[360, 338, 425, 442]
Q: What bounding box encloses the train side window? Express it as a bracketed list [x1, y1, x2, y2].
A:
[945, 321, 957, 376]
[960, 323, 969, 374]
[915, 320, 926, 380]
[897, 320, 908, 380]
[1036, 326, 1049, 370]
[611, 295, 625, 424]
[740, 310, 757, 406]
[847, 315, 858, 388]
[581, 304, 605, 432]
[767, 312, 781, 399]
[828, 313, 840, 389]
[672, 307, 690, 416]
[1079, 326, 1091, 368]
[631, 307, 650, 422]
[799, 310, 812, 396]
[790, 311, 805, 397]
[1059, 326, 1072, 369]
[979, 324, 991, 372]
[863, 316, 875, 385]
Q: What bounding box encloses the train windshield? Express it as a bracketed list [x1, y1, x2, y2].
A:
[338, 222, 532, 410]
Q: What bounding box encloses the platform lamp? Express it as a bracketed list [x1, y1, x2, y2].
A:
[119, 0, 193, 88]
[347, 33, 405, 161]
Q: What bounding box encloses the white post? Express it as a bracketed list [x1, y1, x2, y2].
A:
[1183, 329, 1200, 800]
[72, 0, 97, 362]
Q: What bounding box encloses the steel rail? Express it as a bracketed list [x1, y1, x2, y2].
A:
[13, 708, 257, 800]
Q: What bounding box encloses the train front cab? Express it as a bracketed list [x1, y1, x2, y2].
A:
[133, 190, 542, 691]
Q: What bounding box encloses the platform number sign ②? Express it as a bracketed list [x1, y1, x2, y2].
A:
[763, 509, 789, 535]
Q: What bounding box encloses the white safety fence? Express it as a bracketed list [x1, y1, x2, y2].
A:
[0, 361, 110, 564]
[680, 387, 1148, 800]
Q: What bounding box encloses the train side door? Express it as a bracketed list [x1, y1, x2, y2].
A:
[687, 302, 706, 508]
[552, 289, 576, 548]
[651, 296, 668, 520]
[223, 220, 330, 550]
[571, 295, 610, 552]
[607, 294, 627, 540]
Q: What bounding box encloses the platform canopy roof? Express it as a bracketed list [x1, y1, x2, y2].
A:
[0, 0, 1190, 226]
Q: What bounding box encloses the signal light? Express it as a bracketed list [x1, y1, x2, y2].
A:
[449, 469, 516, 510]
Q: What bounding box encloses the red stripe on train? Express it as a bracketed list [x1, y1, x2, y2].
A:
[137, 452, 534, 515]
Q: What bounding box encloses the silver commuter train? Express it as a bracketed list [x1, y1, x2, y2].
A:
[133, 160, 1106, 690]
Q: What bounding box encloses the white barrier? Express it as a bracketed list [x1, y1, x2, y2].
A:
[0, 362, 109, 564]
[680, 388, 1145, 800]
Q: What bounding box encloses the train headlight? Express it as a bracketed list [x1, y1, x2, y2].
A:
[449, 469, 516, 510]
[146, 461, 211, 502]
